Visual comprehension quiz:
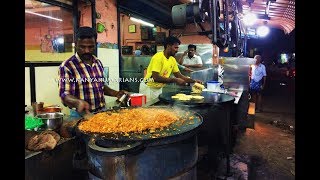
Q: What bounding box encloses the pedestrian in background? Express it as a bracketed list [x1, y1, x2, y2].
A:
[249, 55, 267, 112]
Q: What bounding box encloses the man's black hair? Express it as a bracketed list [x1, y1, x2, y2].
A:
[75, 26, 97, 40]
[163, 36, 181, 49]
[188, 44, 196, 50]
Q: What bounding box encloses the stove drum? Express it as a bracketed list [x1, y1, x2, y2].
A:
[87, 134, 198, 180]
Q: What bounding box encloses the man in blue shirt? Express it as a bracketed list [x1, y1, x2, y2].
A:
[249, 55, 267, 112]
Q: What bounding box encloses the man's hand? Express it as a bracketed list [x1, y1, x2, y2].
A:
[63, 95, 90, 114]
[178, 50, 188, 65]
[184, 67, 193, 73]
[115, 90, 129, 99]
[77, 100, 90, 114]
[194, 79, 203, 84]
[183, 50, 188, 56]
[173, 78, 187, 86]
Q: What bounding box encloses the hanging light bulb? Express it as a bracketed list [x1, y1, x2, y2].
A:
[257, 21, 270, 37]
[243, 13, 257, 26]
[257, 25, 269, 37]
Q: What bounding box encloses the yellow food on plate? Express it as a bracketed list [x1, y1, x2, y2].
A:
[175, 93, 186, 97]
[192, 83, 204, 94]
[191, 95, 204, 100]
[178, 96, 191, 101]
[171, 93, 194, 101]
[171, 96, 179, 99]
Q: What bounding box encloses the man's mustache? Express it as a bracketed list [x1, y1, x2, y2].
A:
[81, 53, 92, 58]
[80, 53, 92, 60]
[82, 53, 92, 57]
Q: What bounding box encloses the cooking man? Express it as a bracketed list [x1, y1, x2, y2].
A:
[139, 36, 201, 102]
[58, 26, 127, 117]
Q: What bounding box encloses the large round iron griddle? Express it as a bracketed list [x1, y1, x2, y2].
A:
[158, 91, 235, 106]
[76, 106, 203, 141]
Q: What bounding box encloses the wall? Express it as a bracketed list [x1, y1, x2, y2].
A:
[79, 0, 118, 44]
[178, 35, 211, 44]
[25, 1, 121, 113]
[25, 15, 73, 50]
[120, 14, 169, 51]
[120, 14, 142, 49]
[97, 48, 120, 105]
[96, 0, 118, 43]
[33, 66, 69, 115]
[79, 3, 92, 27]
[25, 67, 31, 106]
[34, 66, 68, 114]
[25, 51, 74, 61]
[25, 7, 74, 61]
[26, 0, 119, 61]
[170, 23, 212, 44]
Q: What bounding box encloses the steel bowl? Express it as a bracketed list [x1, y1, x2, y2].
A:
[36, 112, 64, 130]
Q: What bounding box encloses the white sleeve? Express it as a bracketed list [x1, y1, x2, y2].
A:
[196, 56, 203, 64]
[182, 56, 189, 65]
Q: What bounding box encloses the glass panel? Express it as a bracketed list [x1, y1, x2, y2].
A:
[25, 0, 74, 61]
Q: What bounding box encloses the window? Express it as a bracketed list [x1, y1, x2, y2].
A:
[25, 0, 74, 61]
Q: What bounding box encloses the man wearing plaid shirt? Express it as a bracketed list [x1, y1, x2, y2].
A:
[58, 27, 127, 117]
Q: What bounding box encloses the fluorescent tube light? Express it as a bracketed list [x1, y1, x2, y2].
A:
[243, 13, 257, 26]
[25, 10, 63, 22]
[130, 17, 154, 27]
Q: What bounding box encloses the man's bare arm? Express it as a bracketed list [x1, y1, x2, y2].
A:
[177, 50, 187, 65]
[184, 64, 203, 68]
[173, 72, 196, 83]
[103, 85, 128, 99]
[152, 71, 186, 85]
[63, 95, 90, 113]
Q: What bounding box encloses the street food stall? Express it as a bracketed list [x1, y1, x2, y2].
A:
[25, 0, 295, 179]
[26, 106, 203, 179]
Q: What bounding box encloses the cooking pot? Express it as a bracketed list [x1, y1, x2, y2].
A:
[76, 106, 202, 179]
[36, 112, 64, 130]
[76, 106, 203, 141]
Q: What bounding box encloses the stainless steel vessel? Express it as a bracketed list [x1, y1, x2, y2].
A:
[36, 112, 64, 130]
[76, 107, 202, 180]
[87, 135, 198, 180]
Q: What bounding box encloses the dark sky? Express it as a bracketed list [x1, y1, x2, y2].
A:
[247, 28, 295, 64]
